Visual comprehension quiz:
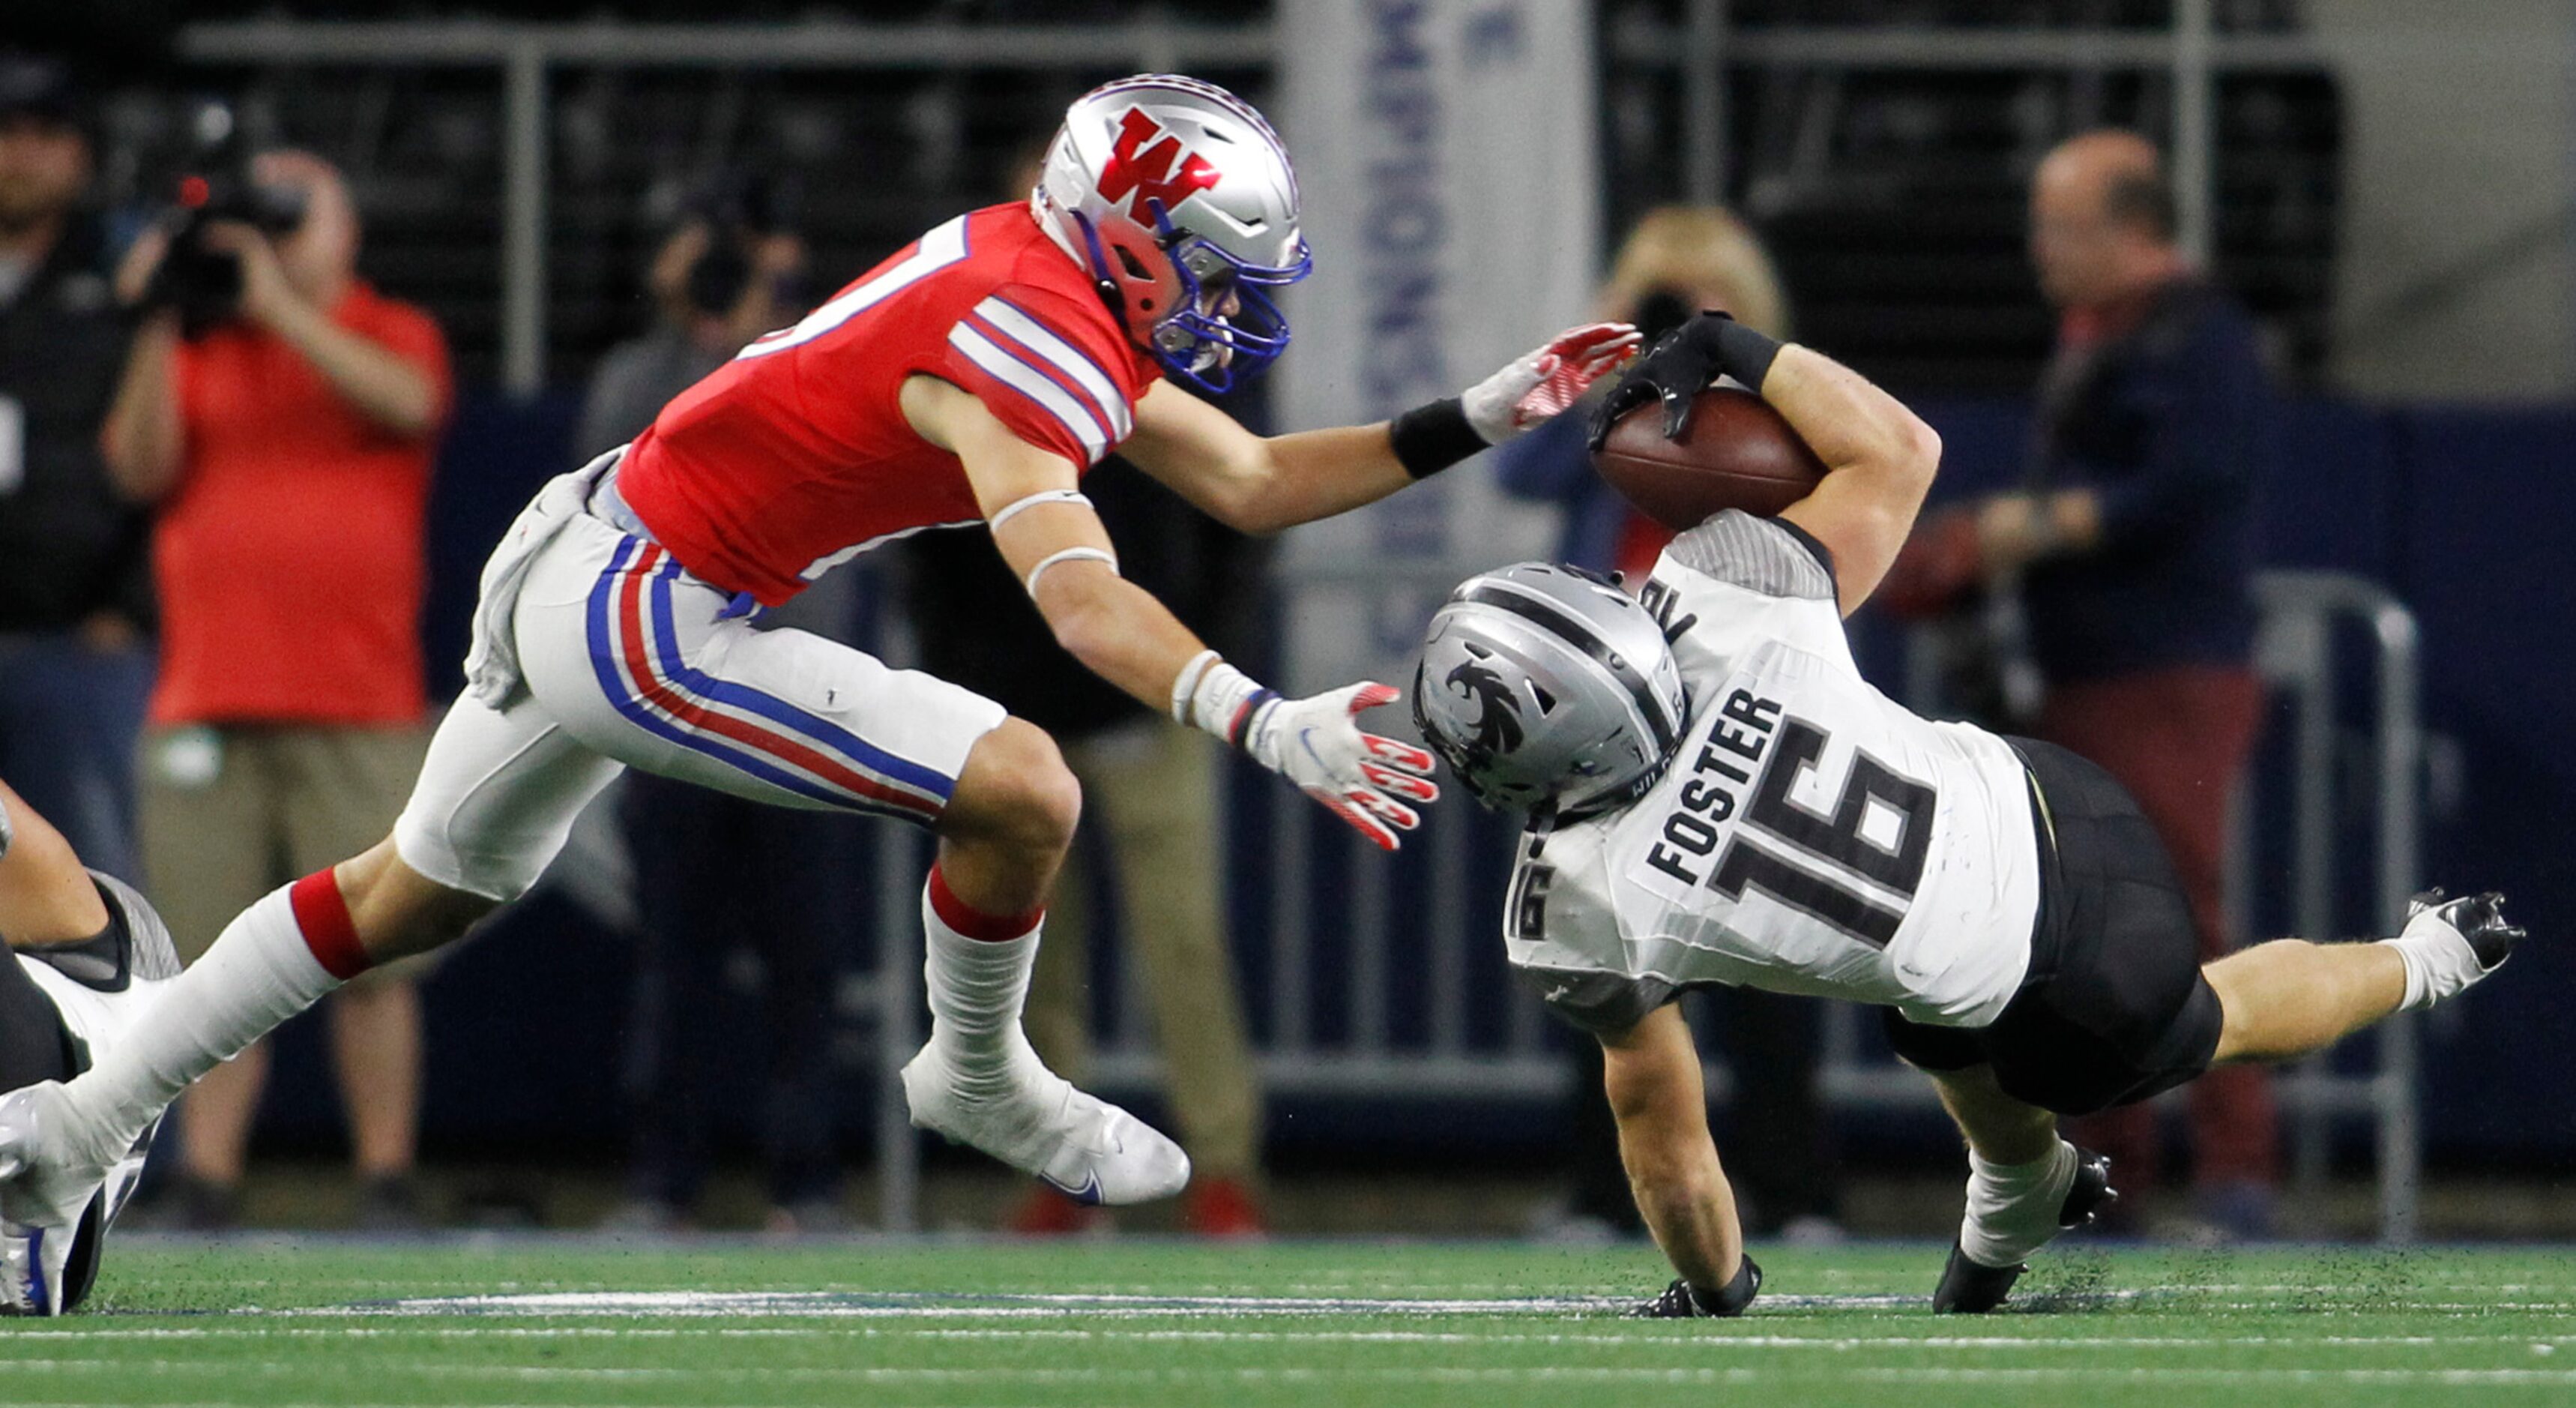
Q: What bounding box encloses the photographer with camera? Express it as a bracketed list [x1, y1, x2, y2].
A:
[99, 148, 450, 1230]
[577, 176, 806, 457]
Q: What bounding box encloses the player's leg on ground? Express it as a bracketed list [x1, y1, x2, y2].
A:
[1002, 823, 1103, 1233]
[1925, 1062, 2111, 1313]
[902, 720, 1189, 1205]
[1019, 826, 1095, 1087]
[1072, 723, 1265, 1221]
[510, 525, 1184, 1202]
[1928, 1062, 2057, 1167]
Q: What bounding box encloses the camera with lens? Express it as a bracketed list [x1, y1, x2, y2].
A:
[678, 171, 802, 318]
[140, 130, 308, 337]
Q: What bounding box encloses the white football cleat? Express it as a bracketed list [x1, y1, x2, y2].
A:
[900, 1043, 1189, 1206]
[0, 1083, 112, 1317]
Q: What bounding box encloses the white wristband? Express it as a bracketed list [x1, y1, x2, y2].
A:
[1183, 660, 1276, 747]
[1022, 547, 1118, 597]
[1170, 649, 1222, 723]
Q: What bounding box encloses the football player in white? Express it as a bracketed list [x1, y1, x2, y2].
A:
[0, 780, 178, 1314]
[1413, 312, 2524, 1316]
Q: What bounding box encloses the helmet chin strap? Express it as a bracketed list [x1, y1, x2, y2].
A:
[1066, 209, 1135, 329]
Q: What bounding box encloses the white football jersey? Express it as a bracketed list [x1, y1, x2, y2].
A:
[1506, 512, 2043, 1035]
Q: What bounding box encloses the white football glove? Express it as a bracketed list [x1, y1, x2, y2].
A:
[1243, 684, 1441, 852]
[1460, 322, 1643, 445]
[0, 1083, 111, 1317]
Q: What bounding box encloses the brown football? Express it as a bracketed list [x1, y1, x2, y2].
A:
[1590, 386, 1827, 529]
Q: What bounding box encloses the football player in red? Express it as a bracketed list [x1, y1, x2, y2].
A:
[0, 75, 1637, 1300]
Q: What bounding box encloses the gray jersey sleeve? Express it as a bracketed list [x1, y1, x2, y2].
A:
[92, 872, 182, 981]
[1513, 965, 1680, 1039]
[1665, 510, 1836, 601]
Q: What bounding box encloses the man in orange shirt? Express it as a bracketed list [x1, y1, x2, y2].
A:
[99, 149, 448, 1230]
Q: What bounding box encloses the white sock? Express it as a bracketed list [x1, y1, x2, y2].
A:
[920, 873, 1047, 1101]
[2380, 909, 2489, 1011]
[73, 884, 345, 1149]
[1958, 1139, 2079, 1269]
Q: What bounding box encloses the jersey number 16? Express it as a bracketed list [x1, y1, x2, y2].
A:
[1712, 718, 1935, 948]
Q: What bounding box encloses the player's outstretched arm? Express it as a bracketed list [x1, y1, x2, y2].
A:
[903, 376, 1439, 850]
[1599, 1004, 1755, 1312]
[1121, 323, 1640, 535]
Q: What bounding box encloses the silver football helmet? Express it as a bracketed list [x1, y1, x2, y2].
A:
[1412, 563, 1690, 819]
[1034, 74, 1309, 392]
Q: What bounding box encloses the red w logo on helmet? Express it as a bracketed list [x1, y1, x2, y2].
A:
[1097, 107, 1220, 224]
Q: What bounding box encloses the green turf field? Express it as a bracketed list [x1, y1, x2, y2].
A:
[7, 1237, 2576, 1406]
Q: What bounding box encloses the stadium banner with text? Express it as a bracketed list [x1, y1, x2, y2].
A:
[1273, 0, 1599, 694]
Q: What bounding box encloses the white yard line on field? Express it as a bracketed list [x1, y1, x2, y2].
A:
[17, 1326, 2576, 1352]
[11, 1361, 2576, 1389]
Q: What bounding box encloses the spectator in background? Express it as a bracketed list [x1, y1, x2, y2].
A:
[0, 53, 152, 884]
[1877, 130, 2278, 1236]
[1491, 205, 1842, 1244]
[100, 149, 451, 1230]
[583, 184, 857, 1235]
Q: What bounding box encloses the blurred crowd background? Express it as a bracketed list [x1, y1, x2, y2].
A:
[2, 0, 2570, 1244]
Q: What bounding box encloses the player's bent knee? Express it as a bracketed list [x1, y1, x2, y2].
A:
[945, 718, 1082, 857]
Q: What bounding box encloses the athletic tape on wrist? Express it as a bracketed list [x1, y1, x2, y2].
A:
[988, 489, 1094, 534]
[1022, 546, 1118, 597]
[1185, 660, 1276, 752]
[1171, 649, 1222, 724]
[1389, 397, 1485, 479]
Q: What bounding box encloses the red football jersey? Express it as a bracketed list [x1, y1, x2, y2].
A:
[615, 203, 1162, 606]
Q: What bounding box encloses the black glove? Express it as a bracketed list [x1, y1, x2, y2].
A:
[1586, 312, 1784, 451]
[1635, 1254, 1762, 1318]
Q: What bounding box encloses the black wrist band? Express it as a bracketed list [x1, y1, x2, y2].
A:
[1389, 397, 1485, 479]
[1706, 315, 1783, 392]
[1694, 1253, 1764, 1317]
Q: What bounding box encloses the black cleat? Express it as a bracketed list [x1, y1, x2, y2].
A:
[1932, 1148, 2117, 1314]
[1635, 1254, 1763, 1318]
[2407, 889, 2524, 971]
